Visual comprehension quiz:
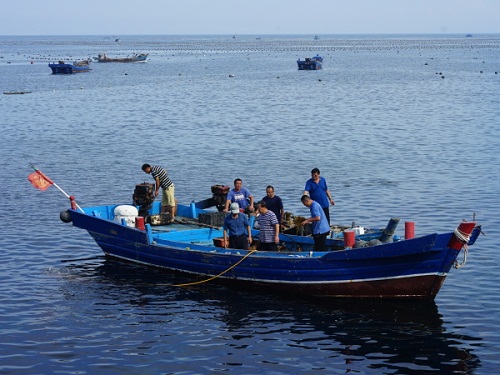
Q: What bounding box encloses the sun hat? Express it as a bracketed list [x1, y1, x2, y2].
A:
[230, 202, 240, 214]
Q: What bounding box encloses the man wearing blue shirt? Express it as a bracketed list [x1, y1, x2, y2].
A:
[304, 168, 334, 224]
[223, 203, 252, 249]
[223, 178, 255, 213]
[300, 195, 331, 251]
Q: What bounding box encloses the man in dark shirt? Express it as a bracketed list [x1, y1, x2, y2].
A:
[261, 185, 284, 226]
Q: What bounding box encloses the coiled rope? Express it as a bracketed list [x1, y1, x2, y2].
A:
[173, 249, 258, 287]
[453, 227, 472, 269]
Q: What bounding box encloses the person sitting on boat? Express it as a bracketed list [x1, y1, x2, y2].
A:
[223, 203, 252, 250]
[300, 195, 330, 251]
[223, 178, 255, 214]
[256, 200, 280, 251]
[141, 163, 176, 221]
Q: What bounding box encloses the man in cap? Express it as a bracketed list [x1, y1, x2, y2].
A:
[223, 202, 252, 250]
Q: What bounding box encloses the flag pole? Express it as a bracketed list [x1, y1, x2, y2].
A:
[28, 163, 85, 213]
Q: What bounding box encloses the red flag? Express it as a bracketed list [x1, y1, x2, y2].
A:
[28, 171, 54, 191]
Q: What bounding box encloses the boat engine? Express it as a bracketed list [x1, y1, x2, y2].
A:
[211, 184, 230, 212]
[133, 182, 155, 217]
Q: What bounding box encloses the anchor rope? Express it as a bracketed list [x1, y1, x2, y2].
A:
[453, 227, 472, 269]
[173, 249, 258, 287]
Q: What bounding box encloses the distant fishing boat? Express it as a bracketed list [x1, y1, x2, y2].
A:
[48, 60, 91, 74]
[3, 91, 31, 95]
[297, 54, 323, 70]
[96, 53, 148, 63]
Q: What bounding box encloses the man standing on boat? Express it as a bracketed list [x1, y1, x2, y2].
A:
[256, 200, 280, 251]
[223, 178, 255, 214]
[261, 185, 284, 227]
[304, 168, 334, 224]
[223, 203, 252, 250]
[142, 164, 176, 221]
[300, 195, 330, 251]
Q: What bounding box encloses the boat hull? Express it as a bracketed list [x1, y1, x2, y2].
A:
[297, 62, 322, 70]
[49, 63, 90, 74]
[66, 204, 479, 299]
[297, 55, 323, 70]
[96, 54, 148, 63]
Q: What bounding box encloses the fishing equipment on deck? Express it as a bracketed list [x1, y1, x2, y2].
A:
[148, 213, 172, 225]
[132, 182, 155, 216]
[211, 184, 230, 211]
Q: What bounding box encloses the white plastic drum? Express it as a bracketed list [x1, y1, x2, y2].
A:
[114, 205, 139, 227]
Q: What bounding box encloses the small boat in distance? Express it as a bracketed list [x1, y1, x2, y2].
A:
[297, 54, 323, 70]
[3, 91, 32, 95]
[96, 53, 148, 63]
[48, 60, 91, 74]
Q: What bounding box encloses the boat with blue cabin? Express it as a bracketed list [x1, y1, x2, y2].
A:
[48, 60, 91, 74]
[297, 54, 323, 70]
[59, 183, 482, 299]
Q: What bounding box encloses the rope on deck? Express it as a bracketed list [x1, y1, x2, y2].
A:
[173, 249, 258, 287]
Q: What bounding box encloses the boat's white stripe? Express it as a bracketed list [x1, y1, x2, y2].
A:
[104, 252, 446, 285]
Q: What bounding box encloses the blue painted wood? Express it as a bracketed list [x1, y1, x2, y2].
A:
[297, 54, 323, 70]
[65, 201, 480, 299]
[48, 62, 91, 74]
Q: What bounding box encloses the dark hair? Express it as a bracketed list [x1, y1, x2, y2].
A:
[266, 185, 274, 191]
[234, 178, 242, 184]
[301, 194, 311, 203]
[311, 168, 320, 175]
[142, 163, 151, 171]
[258, 200, 267, 208]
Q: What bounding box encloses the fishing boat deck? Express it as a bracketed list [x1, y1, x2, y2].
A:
[81, 203, 400, 255]
[151, 221, 224, 248]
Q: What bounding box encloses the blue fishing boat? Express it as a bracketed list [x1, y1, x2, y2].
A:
[297, 54, 323, 70]
[60, 189, 481, 299]
[48, 60, 91, 74]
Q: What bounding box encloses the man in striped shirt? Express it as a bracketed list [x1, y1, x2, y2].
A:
[142, 164, 176, 220]
[256, 200, 280, 251]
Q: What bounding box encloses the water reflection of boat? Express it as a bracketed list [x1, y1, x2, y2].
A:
[64, 259, 482, 374]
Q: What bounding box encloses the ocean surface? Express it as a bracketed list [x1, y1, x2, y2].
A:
[1, 34, 499, 374]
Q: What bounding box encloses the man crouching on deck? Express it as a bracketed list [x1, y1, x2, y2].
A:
[142, 163, 176, 222]
[300, 195, 330, 251]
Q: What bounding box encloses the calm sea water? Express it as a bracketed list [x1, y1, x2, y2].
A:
[1, 34, 499, 374]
